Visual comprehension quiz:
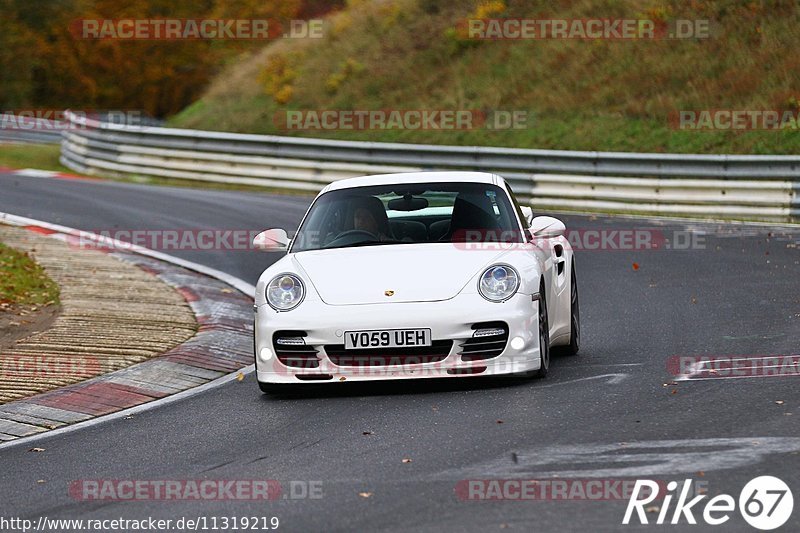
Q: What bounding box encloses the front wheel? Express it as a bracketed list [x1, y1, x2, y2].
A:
[559, 264, 580, 356]
[533, 280, 550, 378]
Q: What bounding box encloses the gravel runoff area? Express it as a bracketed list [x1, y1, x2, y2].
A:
[0, 223, 198, 403]
[0, 219, 253, 443]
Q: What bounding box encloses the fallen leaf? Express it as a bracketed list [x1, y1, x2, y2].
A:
[646, 506, 660, 513]
[339, 376, 346, 381]
[358, 492, 372, 498]
[221, 288, 233, 293]
[236, 372, 245, 382]
[36, 480, 46, 484]
[402, 458, 412, 464]
[671, 389, 678, 395]
[697, 471, 705, 477]
[28, 447, 45, 452]
[691, 296, 698, 304]
[632, 262, 640, 271]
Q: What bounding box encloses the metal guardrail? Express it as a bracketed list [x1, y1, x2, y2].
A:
[59, 111, 799, 221]
[0, 114, 63, 144]
[0, 113, 162, 145]
[0, 130, 63, 144]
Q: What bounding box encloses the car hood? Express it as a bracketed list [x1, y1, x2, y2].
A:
[294, 244, 506, 305]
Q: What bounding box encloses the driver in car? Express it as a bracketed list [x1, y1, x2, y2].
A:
[353, 206, 380, 236]
[350, 196, 391, 241]
[319, 195, 394, 247]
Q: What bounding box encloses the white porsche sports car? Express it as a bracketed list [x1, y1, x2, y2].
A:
[253, 171, 579, 390]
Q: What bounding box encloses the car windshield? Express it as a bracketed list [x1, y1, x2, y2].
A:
[290, 182, 523, 252]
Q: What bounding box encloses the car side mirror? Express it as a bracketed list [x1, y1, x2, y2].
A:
[520, 206, 534, 227]
[530, 216, 566, 238]
[253, 229, 289, 251]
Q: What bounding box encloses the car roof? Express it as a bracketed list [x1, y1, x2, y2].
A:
[322, 171, 499, 192]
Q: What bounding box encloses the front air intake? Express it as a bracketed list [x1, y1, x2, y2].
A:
[459, 321, 509, 361]
[273, 330, 321, 369]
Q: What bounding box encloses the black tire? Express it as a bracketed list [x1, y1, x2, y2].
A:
[559, 264, 580, 356]
[533, 279, 550, 379]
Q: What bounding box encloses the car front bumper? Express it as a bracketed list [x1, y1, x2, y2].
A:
[254, 292, 541, 384]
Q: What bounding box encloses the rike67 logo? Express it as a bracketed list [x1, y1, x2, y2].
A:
[623, 476, 793, 530]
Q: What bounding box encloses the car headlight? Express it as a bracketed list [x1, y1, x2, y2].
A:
[478, 264, 519, 302]
[266, 273, 305, 311]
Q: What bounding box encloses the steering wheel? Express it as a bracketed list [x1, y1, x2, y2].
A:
[324, 229, 378, 248]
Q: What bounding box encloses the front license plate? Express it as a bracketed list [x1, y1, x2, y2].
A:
[344, 329, 432, 350]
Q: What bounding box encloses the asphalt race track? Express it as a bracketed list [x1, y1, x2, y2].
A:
[0, 171, 798, 532]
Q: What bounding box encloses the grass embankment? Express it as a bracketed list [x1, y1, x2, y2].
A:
[0, 241, 59, 307]
[170, 0, 800, 154]
[0, 144, 67, 173]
